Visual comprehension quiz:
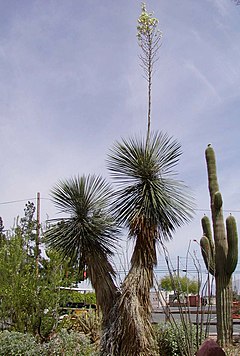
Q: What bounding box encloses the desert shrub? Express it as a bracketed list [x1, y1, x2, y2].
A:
[0, 329, 98, 356]
[154, 321, 204, 356]
[0, 331, 44, 356]
[44, 329, 98, 356]
[58, 311, 101, 344]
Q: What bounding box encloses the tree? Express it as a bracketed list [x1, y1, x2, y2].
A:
[102, 132, 193, 355]
[0, 205, 78, 339]
[0, 217, 6, 246]
[0, 217, 4, 234]
[45, 175, 119, 327]
[160, 275, 199, 295]
[45, 5, 194, 355]
[45, 135, 193, 356]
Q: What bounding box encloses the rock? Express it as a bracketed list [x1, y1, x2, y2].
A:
[196, 339, 226, 356]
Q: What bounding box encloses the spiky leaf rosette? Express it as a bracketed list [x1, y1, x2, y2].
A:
[45, 175, 118, 319]
[107, 131, 194, 242]
[45, 175, 117, 262]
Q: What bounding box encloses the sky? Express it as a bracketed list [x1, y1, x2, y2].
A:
[0, 0, 240, 277]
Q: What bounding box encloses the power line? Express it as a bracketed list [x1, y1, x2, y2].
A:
[0, 198, 36, 205]
[0, 197, 240, 212]
[195, 208, 240, 213]
[0, 197, 51, 205]
[1, 200, 240, 223]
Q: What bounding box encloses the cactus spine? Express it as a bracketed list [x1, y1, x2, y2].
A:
[200, 145, 238, 347]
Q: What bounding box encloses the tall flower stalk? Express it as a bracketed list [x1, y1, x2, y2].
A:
[137, 3, 162, 144]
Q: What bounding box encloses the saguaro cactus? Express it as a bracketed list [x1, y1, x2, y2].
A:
[200, 144, 238, 347]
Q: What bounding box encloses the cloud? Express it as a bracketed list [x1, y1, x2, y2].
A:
[209, 0, 232, 17]
[0, 1, 240, 270]
[184, 61, 221, 102]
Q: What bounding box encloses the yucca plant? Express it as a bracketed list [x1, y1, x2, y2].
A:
[101, 132, 194, 356]
[45, 175, 118, 326]
[45, 4, 194, 355]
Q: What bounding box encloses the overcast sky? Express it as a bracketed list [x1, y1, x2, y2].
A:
[1, 0, 240, 271]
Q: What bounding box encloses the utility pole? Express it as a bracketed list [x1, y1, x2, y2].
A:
[36, 192, 40, 277]
[177, 256, 180, 278]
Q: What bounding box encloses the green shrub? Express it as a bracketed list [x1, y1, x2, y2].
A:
[60, 291, 96, 306]
[0, 331, 44, 356]
[44, 329, 98, 356]
[154, 321, 204, 356]
[0, 330, 98, 356]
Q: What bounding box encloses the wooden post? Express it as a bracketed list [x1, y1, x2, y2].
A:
[36, 192, 40, 277]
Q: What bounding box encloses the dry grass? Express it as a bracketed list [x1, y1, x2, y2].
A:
[224, 342, 240, 356]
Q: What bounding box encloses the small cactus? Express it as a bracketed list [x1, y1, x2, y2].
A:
[200, 145, 238, 347]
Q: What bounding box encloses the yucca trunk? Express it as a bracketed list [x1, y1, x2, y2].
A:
[101, 235, 158, 356]
[128, 235, 156, 313]
[86, 253, 118, 327]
